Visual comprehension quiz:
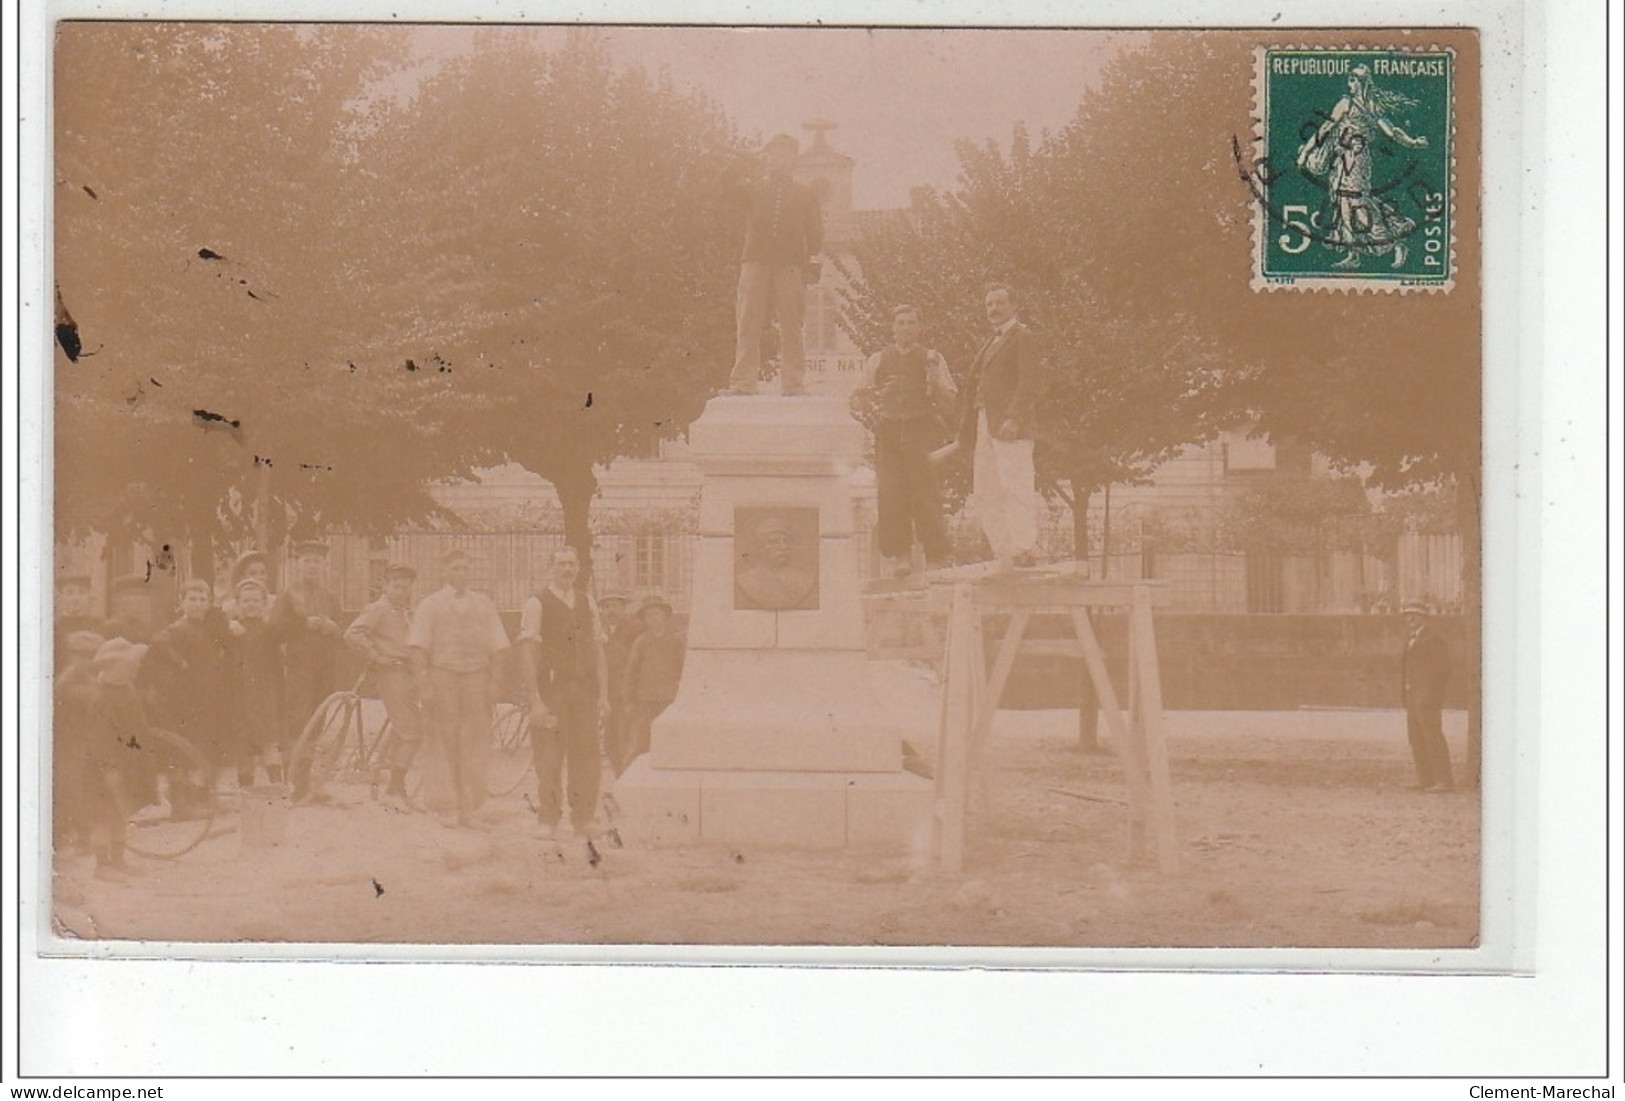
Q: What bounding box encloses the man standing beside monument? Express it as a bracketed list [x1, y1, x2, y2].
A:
[857, 305, 957, 576]
[723, 133, 824, 397]
[517, 547, 611, 840]
[956, 284, 1044, 571]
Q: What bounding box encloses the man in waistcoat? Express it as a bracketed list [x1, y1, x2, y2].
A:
[722, 133, 824, 397]
[955, 284, 1045, 571]
[517, 547, 611, 840]
[1400, 600, 1454, 792]
[857, 305, 958, 576]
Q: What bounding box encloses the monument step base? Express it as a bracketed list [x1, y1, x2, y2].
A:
[610, 757, 934, 851]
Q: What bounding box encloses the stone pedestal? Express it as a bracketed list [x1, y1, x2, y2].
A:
[612, 394, 933, 849]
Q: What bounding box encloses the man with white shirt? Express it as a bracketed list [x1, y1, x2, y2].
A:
[955, 285, 1044, 571]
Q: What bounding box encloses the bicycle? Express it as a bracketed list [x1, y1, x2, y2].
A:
[286, 672, 397, 800]
[487, 700, 533, 797]
[288, 674, 534, 801]
[122, 727, 220, 859]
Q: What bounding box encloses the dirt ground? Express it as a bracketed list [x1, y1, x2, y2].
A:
[46, 662, 1479, 952]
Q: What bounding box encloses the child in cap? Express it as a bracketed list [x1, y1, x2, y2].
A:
[619, 596, 686, 771]
[54, 574, 99, 673]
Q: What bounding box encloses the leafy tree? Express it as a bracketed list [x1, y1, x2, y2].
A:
[353, 29, 745, 573]
[53, 23, 455, 579]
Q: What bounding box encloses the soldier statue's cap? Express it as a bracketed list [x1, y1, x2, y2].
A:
[66, 630, 107, 656]
[55, 573, 92, 589]
[382, 562, 417, 580]
[293, 540, 330, 558]
[108, 574, 148, 596]
[755, 516, 791, 539]
[1400, 600, 1430, 615]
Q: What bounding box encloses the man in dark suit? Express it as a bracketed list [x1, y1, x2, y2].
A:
[723, 133, 824, 397]
[1400, 600, 1453, 791]
[956, 284, 1044, 570]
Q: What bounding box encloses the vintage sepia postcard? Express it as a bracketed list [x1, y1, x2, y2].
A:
[38, 19, 1495, 958]
[17, 0, 1615, 1080]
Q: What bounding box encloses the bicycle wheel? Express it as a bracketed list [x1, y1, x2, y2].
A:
[488, 702, 533, 797]
[287, 692, 364, 793]
[124, 728, 218, 859]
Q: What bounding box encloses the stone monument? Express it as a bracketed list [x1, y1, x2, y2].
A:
[612, 393, 934, 848]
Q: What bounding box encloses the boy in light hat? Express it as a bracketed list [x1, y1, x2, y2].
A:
[618, 595, 686, 771]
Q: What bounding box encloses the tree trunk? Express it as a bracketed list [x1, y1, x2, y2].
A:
[1071, 482, 1092, 565]
[550, 459, 601, 590]
[1070, 479, 1101, 750]
[1457, 473, 1482, 789]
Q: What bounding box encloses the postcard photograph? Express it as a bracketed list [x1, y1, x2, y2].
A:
[41, 21, 1490, 954]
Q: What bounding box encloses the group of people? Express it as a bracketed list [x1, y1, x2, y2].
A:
[724, 132, 1046, 578]
[53, 541, 688, 875]
[849, 288, 1045, 578]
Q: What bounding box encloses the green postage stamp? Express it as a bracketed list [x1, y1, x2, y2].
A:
[1249, 47, 1455, 291]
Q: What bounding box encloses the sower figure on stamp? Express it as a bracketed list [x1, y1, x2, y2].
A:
[1296, 64, 1429, 271]
[344, 562, 422, 807]
[518, 547, 612, 841]
[407, 548, 511, 827]
[1400, 600, 1453, 792]
[723, 133, 824, 397]
[856, 305, 957, 577]
[950, 284, 1045, 572]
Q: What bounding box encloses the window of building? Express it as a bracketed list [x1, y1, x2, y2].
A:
[633, 534, 667, 590]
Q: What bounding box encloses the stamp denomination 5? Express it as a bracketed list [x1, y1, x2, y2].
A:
[1242, 46, 1456, 292]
